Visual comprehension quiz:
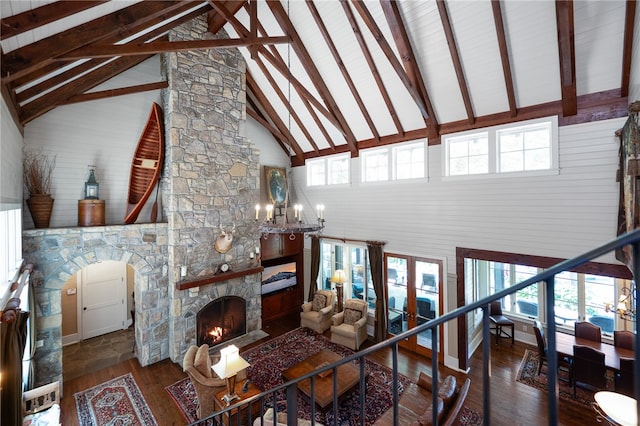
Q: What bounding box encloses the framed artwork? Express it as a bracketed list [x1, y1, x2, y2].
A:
[264, 166, 288, 206]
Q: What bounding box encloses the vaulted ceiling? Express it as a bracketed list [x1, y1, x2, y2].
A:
[1, 1, 637, 166]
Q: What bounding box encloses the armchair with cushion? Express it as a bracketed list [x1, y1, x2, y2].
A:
[183, 344, 248, 419]
[300, 289, 335, 334]
[331, 298, 368, 350]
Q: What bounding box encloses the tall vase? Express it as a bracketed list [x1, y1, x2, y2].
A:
[26, 194, 54, 228]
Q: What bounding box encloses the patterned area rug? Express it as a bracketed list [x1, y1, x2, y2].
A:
[166, 327, 482, 426]
[74, 373, 157, 425]
[516, 348, 614, 408]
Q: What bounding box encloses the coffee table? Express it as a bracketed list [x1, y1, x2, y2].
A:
[282, 349, 366, 410]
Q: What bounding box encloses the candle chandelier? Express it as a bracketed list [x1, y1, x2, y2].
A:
[606, 282, 636, 321]
[255, 203, 325, 239]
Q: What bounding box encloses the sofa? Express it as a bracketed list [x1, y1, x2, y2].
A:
[375, 372, 471, 426]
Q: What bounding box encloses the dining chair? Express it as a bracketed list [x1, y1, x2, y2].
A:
[613, 330, 634, 350]
[574, 321, 601, 342]
[489, 301, 514, 346]
[615, 357, 634, 397]
[572, 344, 607, 396]
[533, 321, 572, 380]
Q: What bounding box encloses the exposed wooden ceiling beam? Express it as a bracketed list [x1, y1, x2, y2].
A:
[56, 36, 291, 60]
[246, 73, 305, 161]
[342, 0, 403, 136]
[307, 1, 379, 142]
[61, 81, 169, 105]
[20, 54, 154, 125]
[352, 0, 430, 121]
[620, 0, 637, 97]
[2, 1, 196, 83]
[207, 1, 247, 33]
[268, 0, 359, 156]
[555, 0, 577, 116]
[0, 1, 105, 41]
[437, 0, 475, 125]
[14, 1, 207, 103]
[491, 0, 517, 118]
[379, 0, 438, 139]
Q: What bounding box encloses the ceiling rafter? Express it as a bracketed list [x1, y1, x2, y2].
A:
[268, 0, 359, 156]
[62, 81, 169, 105]
[379, 0, 438, 140]
[15, 3, 210, 106]
[307, 1, 379, 142]
[620, 0, 637, 97]
[254, 54, 320, 153]
[437, 0, 475, 125]
[491, 0, 517, 118]
[2, 1, 194, 83]
[246, 73, 305, 161]
[555, 0, 577, 117]
[212, 0, 341, 149]
[351, 0, 430, 121]
[342, 0, 404, 136]
[20, 54, 154, 124]
[0, 1, 105, 41]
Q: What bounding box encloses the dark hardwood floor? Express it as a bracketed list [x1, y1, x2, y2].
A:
[59, 313, 601, 425]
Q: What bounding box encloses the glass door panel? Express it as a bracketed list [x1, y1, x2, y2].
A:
[387, 256, 408, 336]
[415, 260, 440, 352]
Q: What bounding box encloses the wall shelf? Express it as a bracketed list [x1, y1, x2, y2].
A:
[176, 266, 264, 290]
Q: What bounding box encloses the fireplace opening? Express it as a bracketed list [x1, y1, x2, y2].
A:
[197, 296, 246, 347]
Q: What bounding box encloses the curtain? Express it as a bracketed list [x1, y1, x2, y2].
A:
[308, 236, 320, 302]
[367, 241, 387, 342]
[1, 309, 30, 425]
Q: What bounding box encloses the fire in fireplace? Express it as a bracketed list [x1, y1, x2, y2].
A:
[197, 296, 247, 347]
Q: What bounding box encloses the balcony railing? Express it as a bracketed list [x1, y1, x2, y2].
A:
[200, 228, 640, 426]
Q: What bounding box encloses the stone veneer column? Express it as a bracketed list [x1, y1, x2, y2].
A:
[163, 17, 262, 362]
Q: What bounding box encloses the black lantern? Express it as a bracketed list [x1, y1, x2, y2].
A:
[84, 166, 99, 200]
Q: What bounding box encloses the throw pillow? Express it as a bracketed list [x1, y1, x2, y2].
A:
[417, 371, 433, 392]
[312, 293, 327, 312]
[194, 344, 213, 378]
[344, 308, 362, 325]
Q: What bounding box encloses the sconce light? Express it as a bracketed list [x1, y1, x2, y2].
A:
[211, 344, 250, 405]
[84, 166, 99, 200]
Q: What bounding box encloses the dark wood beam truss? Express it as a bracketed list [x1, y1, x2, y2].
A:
[437, 0, 475, 125]
[555, 0, 577, 117]
[341, 0, 404, 136]
[620, 0, 637, 97]
[491, 0, 517, 118]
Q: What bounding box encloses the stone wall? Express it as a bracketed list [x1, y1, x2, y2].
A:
[23, 15, 263, 387]
[22, 223, 168, 387]
[164, 16, 261, 362]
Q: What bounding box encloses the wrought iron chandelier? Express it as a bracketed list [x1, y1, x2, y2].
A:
[255, 203, 324, 239]
[607, 282, 637, 321]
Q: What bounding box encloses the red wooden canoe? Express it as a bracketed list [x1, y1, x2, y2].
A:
[124, 102, 164, 224]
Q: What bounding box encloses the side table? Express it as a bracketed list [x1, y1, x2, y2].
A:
[213, 381, 262, 426]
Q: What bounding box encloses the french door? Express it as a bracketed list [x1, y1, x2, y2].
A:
[385, 253, 443, 360]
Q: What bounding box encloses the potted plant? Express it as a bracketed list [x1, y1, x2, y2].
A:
[23, 148, 56, 228]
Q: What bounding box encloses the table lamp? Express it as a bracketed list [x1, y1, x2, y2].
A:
[211, 344, 250, 405]
[331, 269, 347, 312]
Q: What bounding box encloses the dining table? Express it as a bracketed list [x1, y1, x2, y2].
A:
[555, 332, 634, 371]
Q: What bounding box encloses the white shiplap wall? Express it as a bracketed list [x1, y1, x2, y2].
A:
[22, 57, 162, 228]
[1, 97, 24, 207]
[294, 117, 626, 275]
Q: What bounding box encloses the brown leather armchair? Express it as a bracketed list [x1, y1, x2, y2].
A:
[182, 344, 247, 419]
[300, 289, 335, 333]
[331, 298, 368, 350]
[614, 330, 634, 350]
[533, 320, 572, 380]
[572, 344, 606, 396]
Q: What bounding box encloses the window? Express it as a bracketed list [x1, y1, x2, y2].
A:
[306, 154, 349, 186]
[443, 116, 558, 177]
[467, 257, 623, 337]
[320, 240, 372, 309]
[361, 140, 427, 183]
[498, 121, 552, 172]
[1, 207, 22, 301]
[361, 148, 389, 182]
[393, 142, 425, 180]
[446, 133, 489, 176]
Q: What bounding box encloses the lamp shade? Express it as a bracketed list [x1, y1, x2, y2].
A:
[331, 269, 347, 284]
[212, 344, 250, 379]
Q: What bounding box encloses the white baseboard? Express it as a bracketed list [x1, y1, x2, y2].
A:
[62, 333, 79, 346]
